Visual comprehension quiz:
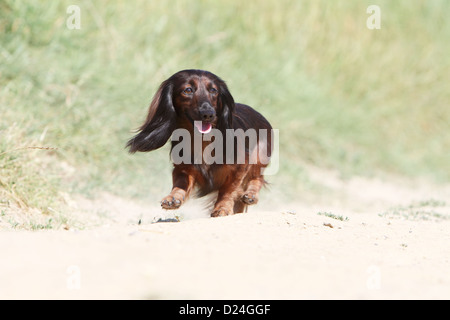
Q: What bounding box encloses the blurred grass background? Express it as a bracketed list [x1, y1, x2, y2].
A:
[1, 0, 449, 228]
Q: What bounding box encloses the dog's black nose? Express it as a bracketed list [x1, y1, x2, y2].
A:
[199, 102, 215, 122]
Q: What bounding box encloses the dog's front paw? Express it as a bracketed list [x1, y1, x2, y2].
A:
[241, 191, 258, 205]
[211, 206, 233, 217]
[161, 194, 183, 210]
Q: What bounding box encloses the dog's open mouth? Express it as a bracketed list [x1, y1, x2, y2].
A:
[194, 121, 213, 134]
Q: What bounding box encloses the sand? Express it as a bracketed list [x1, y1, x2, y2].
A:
[1, 172, 449, 300]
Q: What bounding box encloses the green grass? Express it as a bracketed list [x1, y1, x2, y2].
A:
[0, 124, 59, 211]
[1, 0, 450, 229]
[380, 199, 449, 221]
[317, 212, 350, 222]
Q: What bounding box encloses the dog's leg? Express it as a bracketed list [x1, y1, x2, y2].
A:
[211, 166, 249, 217]
[233, 200, 247, 214]
[161, 166, 195, 210]
[241, 176, 264, 205]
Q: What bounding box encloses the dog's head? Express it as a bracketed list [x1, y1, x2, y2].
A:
[127, 69, 235, 153]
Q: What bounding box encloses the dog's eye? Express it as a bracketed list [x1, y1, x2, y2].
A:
[209, 88, 218, 94]
[183, 87, 193, 95]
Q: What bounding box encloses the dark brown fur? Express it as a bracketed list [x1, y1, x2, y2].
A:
[126, 70, 272, 217]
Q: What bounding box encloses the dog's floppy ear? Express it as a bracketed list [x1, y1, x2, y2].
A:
[217, 81, 235, 131]
[126, 79, 177, 153]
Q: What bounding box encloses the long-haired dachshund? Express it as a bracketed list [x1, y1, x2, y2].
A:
[126, 69, 272, 217]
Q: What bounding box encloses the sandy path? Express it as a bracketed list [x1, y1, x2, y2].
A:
[1, 173, 450, 299]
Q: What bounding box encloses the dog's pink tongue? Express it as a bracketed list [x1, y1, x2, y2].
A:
[194, 121, 212, 134]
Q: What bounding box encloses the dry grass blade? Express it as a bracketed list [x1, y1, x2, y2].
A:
[0, 146, 58, 157]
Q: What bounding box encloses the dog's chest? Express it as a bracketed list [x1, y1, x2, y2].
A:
[194, 163, 229, 191]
